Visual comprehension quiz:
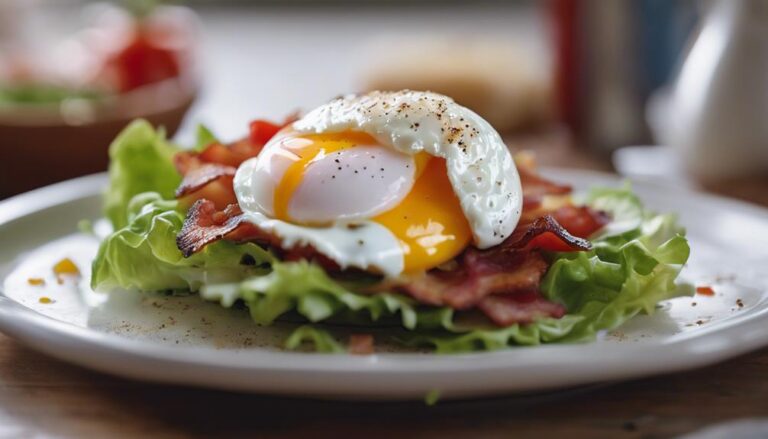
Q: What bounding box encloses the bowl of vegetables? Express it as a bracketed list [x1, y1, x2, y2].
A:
[0, 2, 197, 197]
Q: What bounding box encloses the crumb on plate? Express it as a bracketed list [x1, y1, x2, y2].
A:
[349, 334, 375, 355]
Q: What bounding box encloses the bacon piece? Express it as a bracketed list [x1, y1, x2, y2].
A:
[522, 195, 544, 212]
[175, 164, 236, 198]
[173, 118, 295, 206]
[397, 251, 549, 309]
[519, 166, 572, 199]
[174, 117, 295, 177]
[393, 247, 564, 326]
[550, 205, 609, 239]
[175, 163, 238, 210]
[504, 215, 591, 253]
[174, 139, 262, 176]
[390, 215, 585, 318]
[172, 142, 255, 208]
[349, 334, 375, 355]
[180, 178, 237, 210]
[177, 200, 265, 257]
[515, 151, 572, 199]
[197, 142, 254, 168]
[478, 291, 566, 326]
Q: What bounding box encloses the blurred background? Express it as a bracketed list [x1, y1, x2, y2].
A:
[1, 0, 767, 203]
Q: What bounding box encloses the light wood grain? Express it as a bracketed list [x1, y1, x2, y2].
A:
[1, 333, 767, 439]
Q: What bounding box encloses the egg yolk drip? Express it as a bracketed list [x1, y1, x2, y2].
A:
[273, 131, 472, 273]
[372, 157, 472, 272]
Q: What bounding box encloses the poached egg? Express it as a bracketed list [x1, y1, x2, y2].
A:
[234, 90, 522, 277]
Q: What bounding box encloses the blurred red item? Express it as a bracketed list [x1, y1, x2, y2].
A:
[103, 27, 181, 92]
[552, 0, 580, 134]
[249, 120, 284, 146]
[94, 5, 198, 93]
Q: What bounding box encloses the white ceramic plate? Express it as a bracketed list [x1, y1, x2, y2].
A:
[1, 171, 767, 400]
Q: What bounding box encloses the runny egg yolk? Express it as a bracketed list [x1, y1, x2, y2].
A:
[273, 131, 472, 273]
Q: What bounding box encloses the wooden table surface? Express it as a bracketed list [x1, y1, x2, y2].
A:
[1, 132, 767, 439]
[1, 334, 766, 439]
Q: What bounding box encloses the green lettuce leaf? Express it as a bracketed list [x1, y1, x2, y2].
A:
[284, 325, 345, 353]
[194, 124, 219, 151]
[92, 192, 273, 293]
[104, 120, 182, 229]
[540, 185, 692, 341]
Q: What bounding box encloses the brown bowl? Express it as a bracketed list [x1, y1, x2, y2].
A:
[0, 80, 195, 198]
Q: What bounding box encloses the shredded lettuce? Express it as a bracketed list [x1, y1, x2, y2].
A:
[200, 260, 454, 330]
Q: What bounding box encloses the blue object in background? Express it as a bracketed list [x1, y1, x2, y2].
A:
[637, 0, 698, 95]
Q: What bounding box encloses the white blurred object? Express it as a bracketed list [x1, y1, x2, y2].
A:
[0, 0, 21, 47]
[663, 0, 768, 182]
[612, 144, 694, 188]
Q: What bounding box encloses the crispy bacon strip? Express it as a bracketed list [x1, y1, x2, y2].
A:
[397, 251, 549, 310]
[550, 205, 609, 239]
[177, 200, 265, 257]
[174, 140, 262, 176]
[175, 164, 236, 198]
[478, 291, 566, 326]
[504, 215, 592, 253]
[519, 166, 572, 199]
[173, 118, 295, 208]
